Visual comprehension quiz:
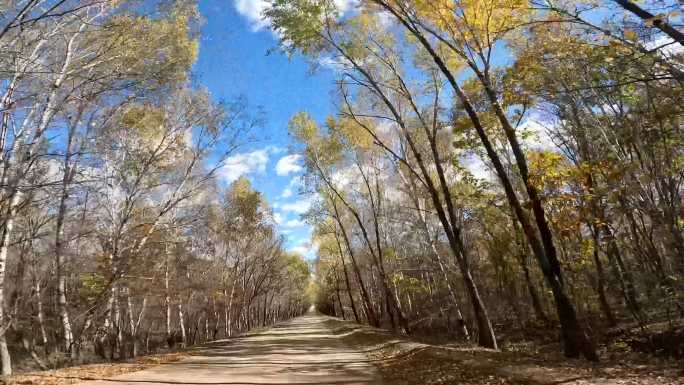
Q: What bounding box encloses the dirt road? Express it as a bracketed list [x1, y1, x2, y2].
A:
[81, 313, 382, 384]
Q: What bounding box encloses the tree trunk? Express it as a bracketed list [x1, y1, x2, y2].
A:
[331, 198, 378, 326]
[334, 269, 345, 320]
[458, 252, 497, 349]
[590, 229, 617, 327]
[606, 236, 642, 320]
[227, 281, 236, 336]
[519, 252, 549, 324]
[95, 286, 114, 359]
[165, 254, 173, 348]
[114, 287, 124, 359]
[54, 116, 80, 357]
[35, 281, 49, 353]
[373, 5, 596, 358]
[331, 38, 495, 345]
[612, 0, 684, 45]
[127, 287, 146, 357]
[0, 192, 21, 376]
[355, 163, 409, 334]
[335, 239, 360, 323]
[178, 300, 186, 348]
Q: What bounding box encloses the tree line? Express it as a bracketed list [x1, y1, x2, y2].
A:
[0, 0, 310, 376]
[267, 0, 684, 361]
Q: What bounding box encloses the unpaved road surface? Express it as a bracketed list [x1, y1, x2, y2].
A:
[81, 314, 382, 384]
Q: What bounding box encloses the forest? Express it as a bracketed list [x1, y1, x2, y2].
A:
[0, 0, 310, 377]
[267, 0, 684, 362]
[0, 0, 682, 382]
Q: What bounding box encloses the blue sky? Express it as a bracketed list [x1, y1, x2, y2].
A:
[193, 1, 344, 260]
[190, 1, 682, 261]
[190, 1, 558, 262]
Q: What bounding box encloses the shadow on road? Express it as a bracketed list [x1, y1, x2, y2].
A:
[79, 314, 383, 385]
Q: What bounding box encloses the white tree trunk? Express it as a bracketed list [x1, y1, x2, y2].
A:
[35, 281, 49, 350]
[226, 283, 235, 337]
[0, 191, 22, 375]
[165, 251, 172, 345]
[178, 300, 186, 348]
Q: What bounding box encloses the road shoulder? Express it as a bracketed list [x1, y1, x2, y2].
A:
[323, 317, 683, 385]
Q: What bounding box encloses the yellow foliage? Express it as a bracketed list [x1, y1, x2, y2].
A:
[290, 112, 320, 143]
[412, 0, 529, 45]
[413, 0, 455, 30]
[121, 106, 165, 143]
[528, 150, 572, 191]
[229, 176, 263, 222]
[334, 117, 375, 149]
[99, 4, 199, 85]
[119, 103, 189, 170]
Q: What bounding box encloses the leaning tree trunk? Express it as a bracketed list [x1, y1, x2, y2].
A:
[334, 236, 360, 323]
[589, 228, 617, 327]
[334, 269, 345, 320]
[606, 235, 642, 320]
[455, 245, 498, 349]
[330, 40, 496, 346]
[374, 4, 596, 358]
[519, 251, 549, 324]
[54, 115, 81, 357]
[358, 163, 410, 334]
[330, 198, 378, 326]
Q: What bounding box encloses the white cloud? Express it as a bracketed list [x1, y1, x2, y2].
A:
[281, 187, 293, 198]
[319, 55, 354, 73]
[333, 0, 356, 12]
[234, 0, 270, 31]
[265, 145, 285, 154]
[376, 10, 393, 29]
[462, 153, 492, 181]
[289, 175, 305, 188]
[331, 166, 360, 189]
[279, 199, 312, 214]
[280, 175, 305, 199]
[645, 36, 684, 59]
[273, 212, 284, 225]
[275, 154, 303, 176]
[289, 239, 320, 260]
[219, 149, 270, 183]
[290, 245, 310, 256]
[519, 118, 556, 150]
[284, 218, 306, 228]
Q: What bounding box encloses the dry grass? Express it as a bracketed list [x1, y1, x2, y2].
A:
[2, 352, 187, 385]
[325, 318, 684, 385]
[5, 320, 683, 385]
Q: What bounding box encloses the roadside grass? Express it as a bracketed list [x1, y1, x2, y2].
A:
[3, 352, 188, 385]
[324, 317, 684, 385]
